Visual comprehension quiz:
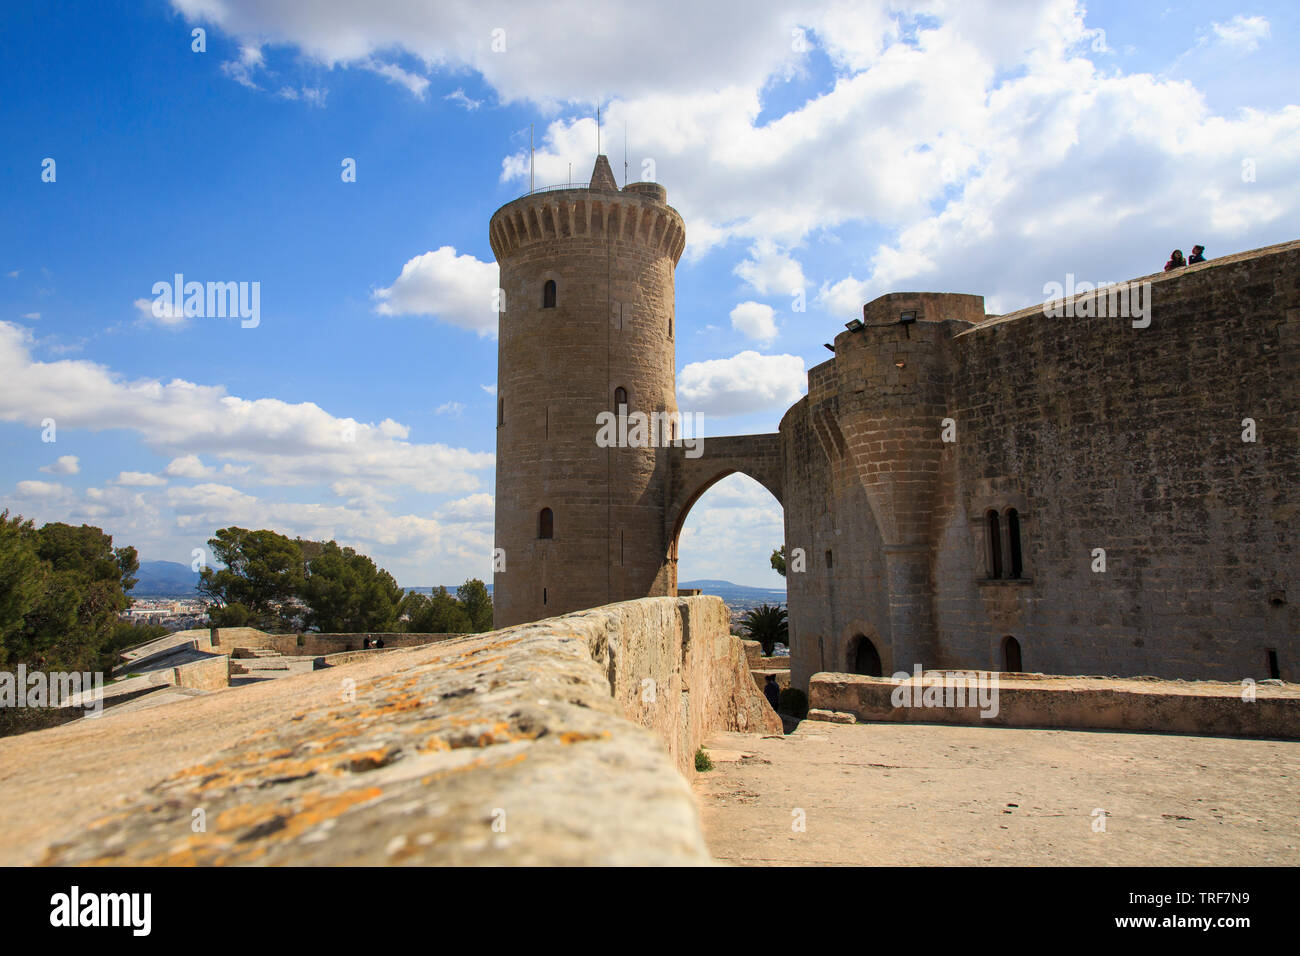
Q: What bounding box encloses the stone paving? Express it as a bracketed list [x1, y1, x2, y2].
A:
[694, 721, 1300, 865]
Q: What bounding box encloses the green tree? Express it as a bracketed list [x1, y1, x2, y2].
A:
[770, 545, 786, 577]
[739, 603, 789, 656]
[300, 541, 405, 632]
[0, 512, 46, 666]
[0, 516, 140, 673]
[456, 578, 494, 632]
[402, 588, 472, 634]
[198, 528, 305, 631]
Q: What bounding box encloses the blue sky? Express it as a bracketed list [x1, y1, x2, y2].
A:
[1, 0, 1297, 587]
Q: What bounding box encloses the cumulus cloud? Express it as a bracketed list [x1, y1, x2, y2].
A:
[373, 246, 499, 338]
[734, 241, 807, 296]
[15, 480, 65, 497]
[729, 301, 779, 346]
[115, 471, 168, 487]
[173, 0, 1300, 306]
[40, 454, 79, 475]
[436, 492, 495, 523]
[678, 350, 806, 417]
[0, 321, 494, 494]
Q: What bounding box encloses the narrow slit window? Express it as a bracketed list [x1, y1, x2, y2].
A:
[1006, 508, 1023, 578]
[987, 510, 1003, 579]
[614, 386, 628, 413]
[538, 507, 554, 540]
[542, 280, 556, 309]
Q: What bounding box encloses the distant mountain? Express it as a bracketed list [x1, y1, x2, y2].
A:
[132, 560, 201, 596]
[678, 579, 786, 604]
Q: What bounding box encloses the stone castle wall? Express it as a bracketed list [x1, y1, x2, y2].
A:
[783, 241, 1299, 689]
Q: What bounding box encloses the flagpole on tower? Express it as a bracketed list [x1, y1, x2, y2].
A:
[529, 124, 534, 194]
[597, 104, 601, 155]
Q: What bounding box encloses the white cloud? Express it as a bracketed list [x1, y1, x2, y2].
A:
[165, 454, 215, 479]
[373, 246, 499, 338]
[444, 88, 482, 110]
[1211, 15, 1270, 52]
[22, 312, 40, 320]
[0, 321, 494, 495]
[15, 480, 65, 497]
[729, 301, 778, 346]
[116, 471, 168, 487]
[134, 296, 188, 330]
[221, 43, 264, 89]
[435, 401, 465, 416]
[40, 455, 79, 475]
[734, 240, 807, 296]
[436, 492, 495, 523]
[480, 383, 497, 396]
[678, 350, 806, 417]
[365, 59, 430, 98]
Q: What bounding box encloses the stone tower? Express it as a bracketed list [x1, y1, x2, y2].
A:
[489, 156, 686, 627]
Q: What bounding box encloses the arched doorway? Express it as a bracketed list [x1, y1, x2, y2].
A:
[1003, 635, 1022, 672]
[851, 634, 882, 677]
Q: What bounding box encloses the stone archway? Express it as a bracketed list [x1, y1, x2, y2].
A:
[663, 433, 783, 590]
[848, 633, 883, 677]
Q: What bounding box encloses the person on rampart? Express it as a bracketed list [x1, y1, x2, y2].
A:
[763, 674, 780, 711]
[1164, 249, 1186, 271]
[1188, 244, 1206, 264]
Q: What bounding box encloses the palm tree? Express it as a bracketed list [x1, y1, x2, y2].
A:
[739, 603, 788, 656]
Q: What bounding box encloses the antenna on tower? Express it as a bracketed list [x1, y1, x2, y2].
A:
[596, 104, 601, 155]
[624, 122, 628, 187]
[529, 124, 534, 194]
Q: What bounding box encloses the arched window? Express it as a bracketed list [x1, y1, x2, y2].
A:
[851, 634, 882, 677]
[1006, 508, 1023, 578]
[538, 508, 553, 539]
[542, 280, 556, 308]
[1003, 635, 1022, 672]
[986, 510, 1003, 579]
[614, 387, 628, 413]
[497, 398, 504, 427]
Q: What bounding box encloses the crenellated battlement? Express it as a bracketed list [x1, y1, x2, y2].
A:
[489, 186, 686, 264]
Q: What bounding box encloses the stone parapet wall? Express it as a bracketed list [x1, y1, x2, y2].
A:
[172, 654, 229, 691]
[809, 671, 1300, 739]
[2, 596, 771, 865]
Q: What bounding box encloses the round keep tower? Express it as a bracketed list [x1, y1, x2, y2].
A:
[489, 156, 686, 627]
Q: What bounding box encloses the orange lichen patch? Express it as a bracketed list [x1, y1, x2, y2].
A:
[559, 731, 612, 745]
[418, 735, 452, 753]
[214, 785, 383, 842]
[342, 746, 399, 772]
